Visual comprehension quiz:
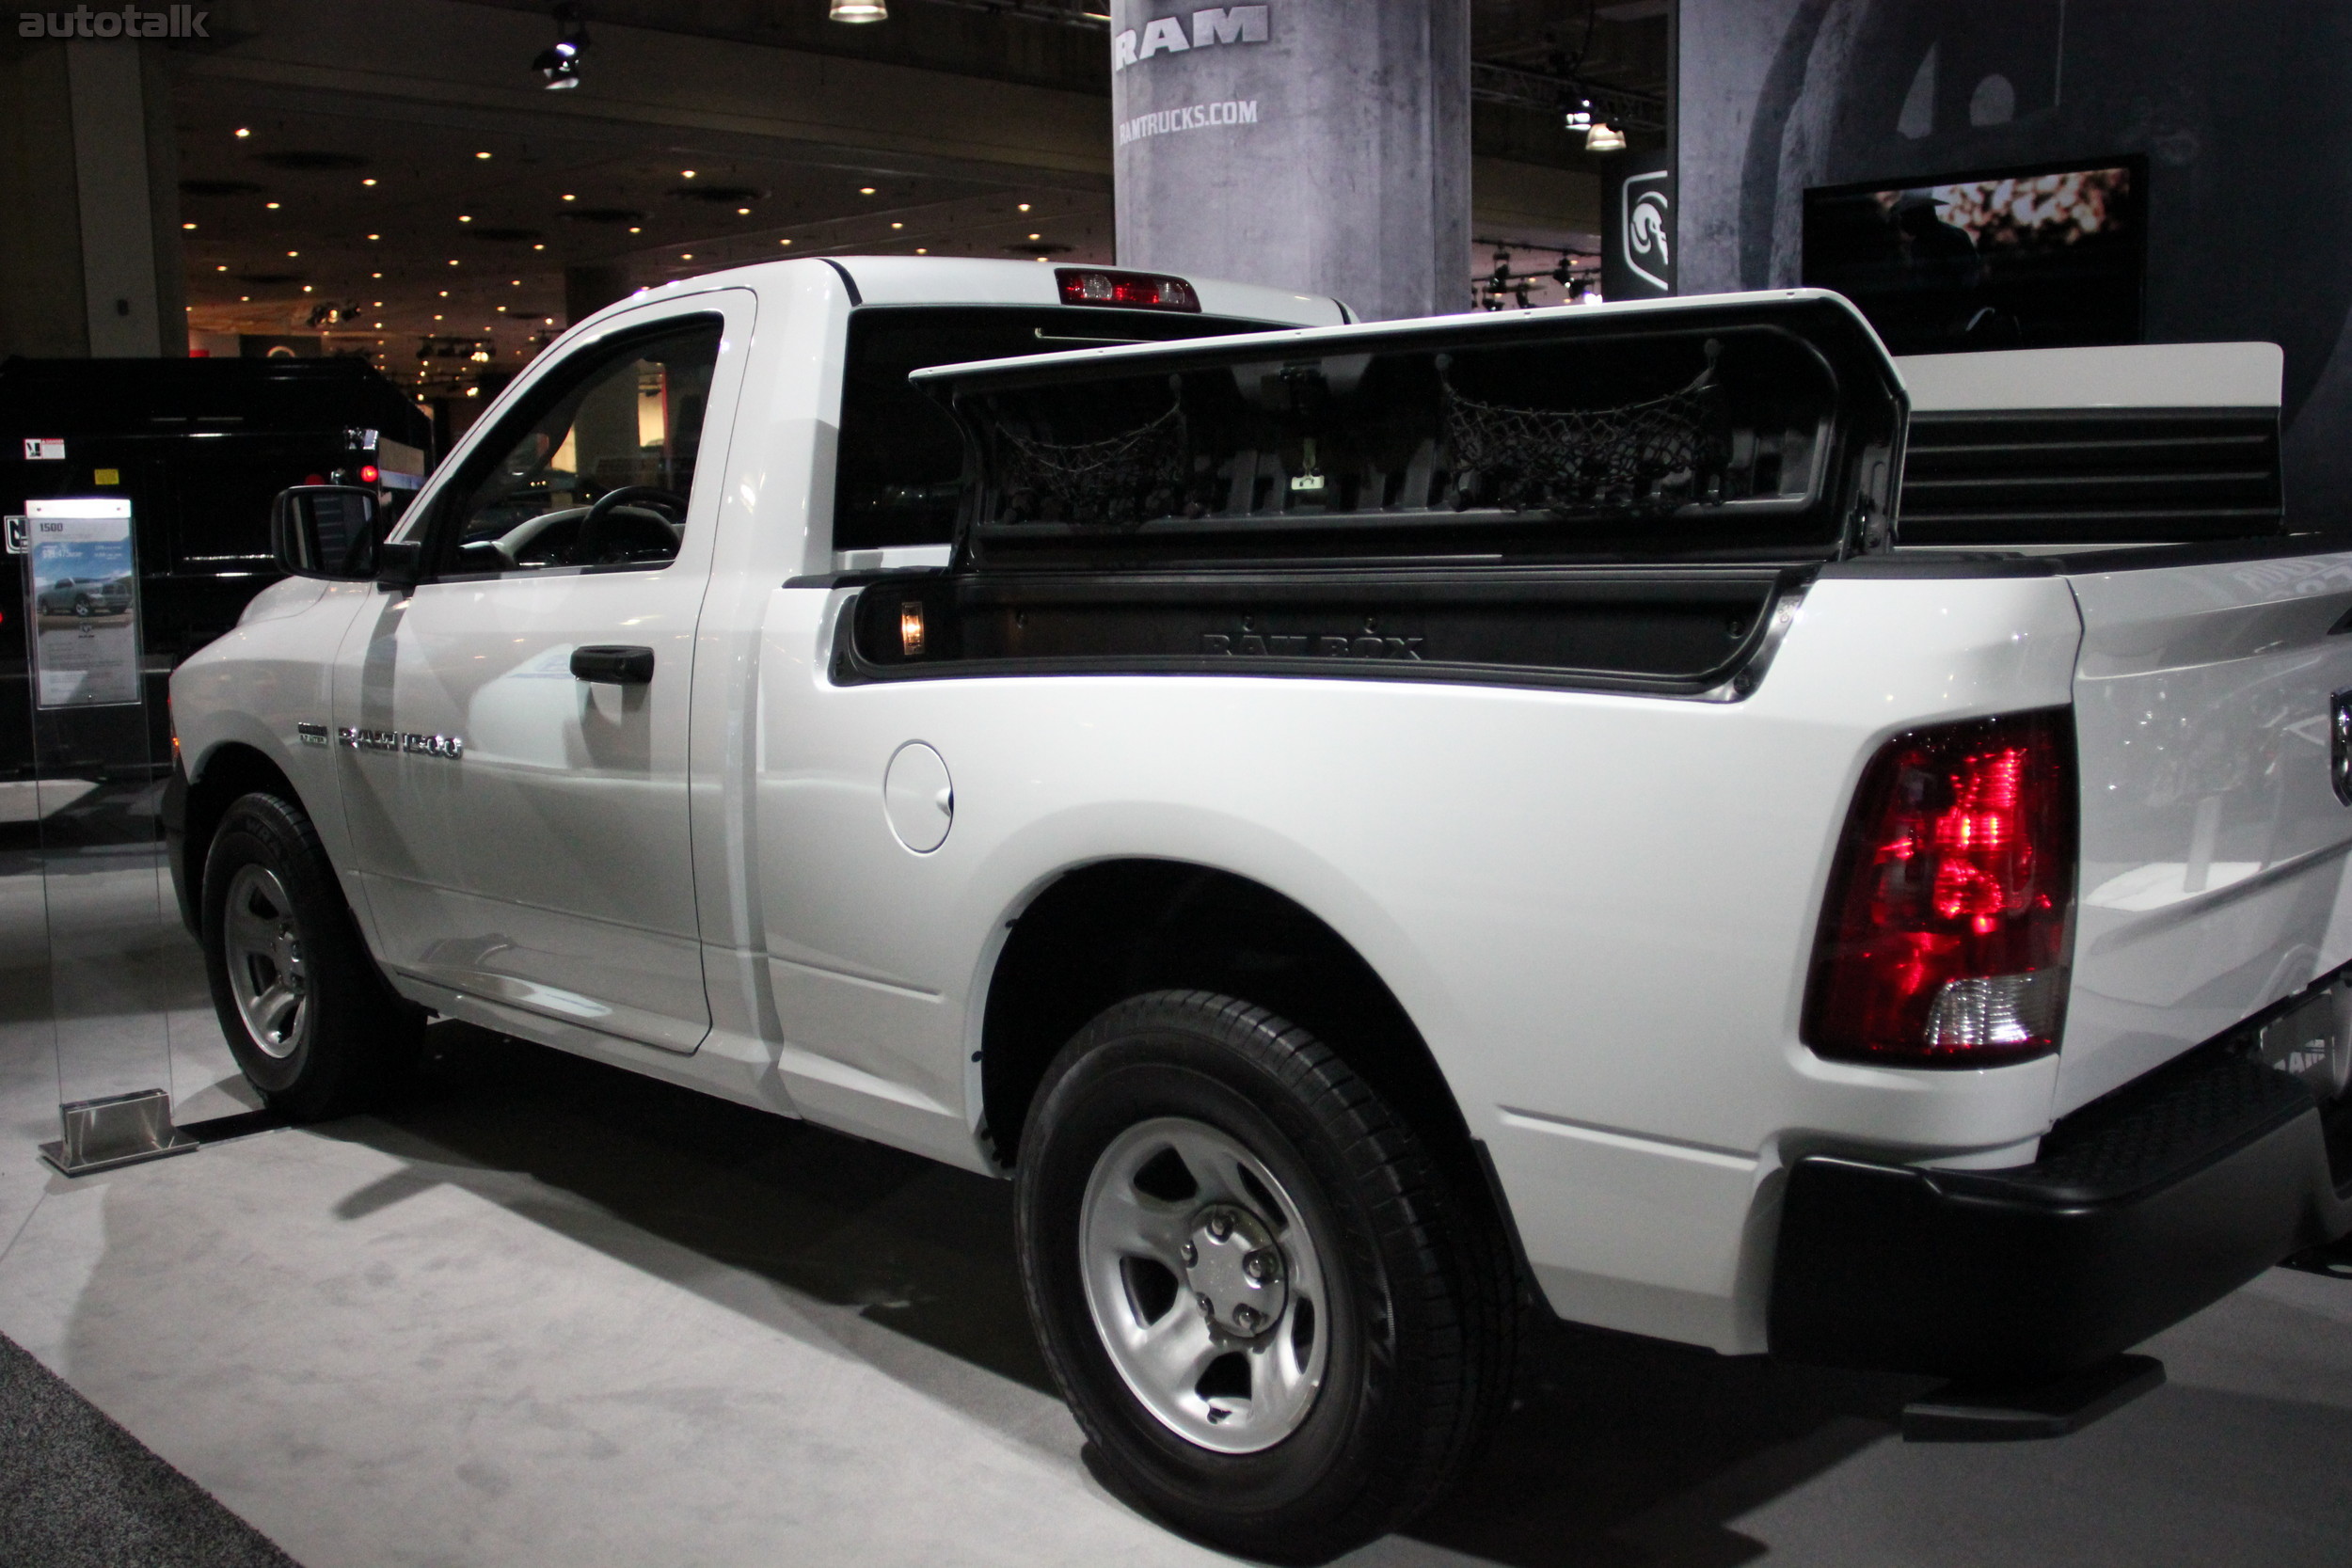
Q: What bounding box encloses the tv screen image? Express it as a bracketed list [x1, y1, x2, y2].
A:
[1803, 159, 2144, 356]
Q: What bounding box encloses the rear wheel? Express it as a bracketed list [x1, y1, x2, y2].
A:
[201, 791, 421, 1119]
[1014, 990, 1512, 1563]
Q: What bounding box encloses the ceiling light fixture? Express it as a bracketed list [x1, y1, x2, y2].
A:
[831, 0, 887, 21]
[264, 201, 280, 210]
[475, 150, 493, 160]
[362, 177, 377, 186]
[1584, 121, 1627, 152]
[533, 2, 588, 89]
[233, 127, 250, 138]
[182, 222, 196, 230]
[681, 169, 696, 179]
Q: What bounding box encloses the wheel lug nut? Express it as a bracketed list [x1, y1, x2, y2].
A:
[1181, 1242, 1197, 1266]
[1197, 1293, 1216, 1318]
[1207, 1212, 1232, 1240]
[1233, 1305, 1262, 1330]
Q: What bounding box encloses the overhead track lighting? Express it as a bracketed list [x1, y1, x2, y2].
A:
[533, 3, 588, 89]
[831, 0, 888, 21]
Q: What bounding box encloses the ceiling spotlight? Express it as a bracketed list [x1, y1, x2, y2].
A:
[233, 127, 250, 138]
[831, 0, 887, 21]
[1584, 121, 1627, 152]
[363, 177, 377, 186]
[859, 186, 877, 196]
[475, 150, 493, 160]
[1564, 99, 1594, 132]
[533, 2, 588, 89]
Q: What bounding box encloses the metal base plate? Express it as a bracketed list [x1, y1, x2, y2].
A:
[39, 1128, 199, 1177]
[1902, 1354, 2165, 1442]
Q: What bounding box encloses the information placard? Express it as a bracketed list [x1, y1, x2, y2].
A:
[24, 499, 141, 709]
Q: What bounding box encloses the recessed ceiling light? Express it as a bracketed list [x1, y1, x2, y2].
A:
[532, 243, 545, 250]
[439, 290, 450, 296]
[233, 127, 250, 138]
[362, 177, 377, 186]
[737, 207, 750, 215]
[860, 186, 876, 195]
[497, 305, 507, 311]
[286, 248, 299, 257]
[215, 264, 227, 271]
[891, 221, 902, 229]
[779, 238, 791, 245]
[1018, 202, 1031, 212]
[681, 169, 696, 179]
[367, 234, 380, 241]
[264, 200, 280, 210]
[628, 226, 641, 232]
[511, 278, 520, 285]
[240, 294, 249, 301]
[914, 246, 927, 254]
[475, 150, 492, 160]
[562, 194, 575, 201]
[182, 221, 197, 230]
[372, 271, 382, 277]
[302, 285, 313, 292]
[1028, 233, 1041, 241]
[449, 259, 460, 265]
[681, 253, 692, 260]
[458, 214, 472, 222]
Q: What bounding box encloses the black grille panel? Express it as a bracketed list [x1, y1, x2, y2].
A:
[1899, 407, 2282, 546]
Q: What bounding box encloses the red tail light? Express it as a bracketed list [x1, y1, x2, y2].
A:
[1803, 709, 2076, 1067]
[1056, 267, 1200, 312]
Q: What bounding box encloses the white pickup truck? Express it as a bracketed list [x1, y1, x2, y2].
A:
[166, 256, 2352, 1560]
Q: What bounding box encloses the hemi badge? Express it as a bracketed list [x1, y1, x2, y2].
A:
[296, 722, 329, 747]
[338, 726, 464, 760]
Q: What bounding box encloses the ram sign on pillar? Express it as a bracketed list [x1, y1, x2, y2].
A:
[1110, 2, 1470, 322]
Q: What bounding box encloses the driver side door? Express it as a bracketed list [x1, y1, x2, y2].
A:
[334, 291, 751, 1053]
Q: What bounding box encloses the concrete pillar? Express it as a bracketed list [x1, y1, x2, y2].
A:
[1110, 1, 1470, 322]
[0, 35, 184, 358]
[564, 264, 633, 326]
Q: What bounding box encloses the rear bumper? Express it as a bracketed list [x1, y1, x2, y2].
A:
[1770, 1049, 2352, 1383]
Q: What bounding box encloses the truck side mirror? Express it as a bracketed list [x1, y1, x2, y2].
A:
[269, 485, 380, 579]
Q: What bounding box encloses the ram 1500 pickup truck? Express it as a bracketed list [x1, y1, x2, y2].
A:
[166, 255, 2352, 1561]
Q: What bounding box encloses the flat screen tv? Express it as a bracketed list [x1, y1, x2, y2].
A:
[1803, 156, 2146, 356]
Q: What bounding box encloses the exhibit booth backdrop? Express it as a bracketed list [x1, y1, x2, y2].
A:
[1676, 0, 2352, 513]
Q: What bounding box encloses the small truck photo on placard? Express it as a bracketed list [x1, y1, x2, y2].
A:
[25, 498, 141, 708]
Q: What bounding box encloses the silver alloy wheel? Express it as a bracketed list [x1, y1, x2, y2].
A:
[1079, 1117, 1330, 1454]
[223, 863, 310, 1060]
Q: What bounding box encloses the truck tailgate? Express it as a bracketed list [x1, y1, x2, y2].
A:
[2064, 549, 2352, 1115]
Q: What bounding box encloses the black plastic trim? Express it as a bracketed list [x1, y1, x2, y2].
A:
[161, 758, 197, 938]
[1769, 1045, 2351, 1383]
[819, 257, 863, 305]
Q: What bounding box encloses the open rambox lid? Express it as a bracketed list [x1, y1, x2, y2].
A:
[912, 289, 1907, 571]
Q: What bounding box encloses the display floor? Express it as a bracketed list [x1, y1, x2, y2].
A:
[3, 908, 2351, 1565]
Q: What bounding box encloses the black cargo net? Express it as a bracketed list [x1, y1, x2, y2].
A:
[993, 399, 1191, 527]
[1440, 343, 1729, 515]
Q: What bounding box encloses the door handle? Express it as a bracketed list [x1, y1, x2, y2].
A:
[571, 644, 655, 685]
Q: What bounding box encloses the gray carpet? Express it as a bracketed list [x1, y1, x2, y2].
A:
[0, 1332, 296, 1568]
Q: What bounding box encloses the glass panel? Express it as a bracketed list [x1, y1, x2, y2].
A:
[445, 319, 722, 575]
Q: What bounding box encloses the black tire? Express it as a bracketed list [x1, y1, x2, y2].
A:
[1014, 990, 1514, 1563]
[200, 790, 421, 1119]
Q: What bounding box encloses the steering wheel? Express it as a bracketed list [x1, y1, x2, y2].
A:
[575, 485, 688, 565]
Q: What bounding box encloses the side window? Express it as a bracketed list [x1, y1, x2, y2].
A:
[439, 317, 722, 576]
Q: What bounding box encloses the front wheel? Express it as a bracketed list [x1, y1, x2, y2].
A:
[1014, 990, 1512, 1563]
[201, 791, 421, 1119]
